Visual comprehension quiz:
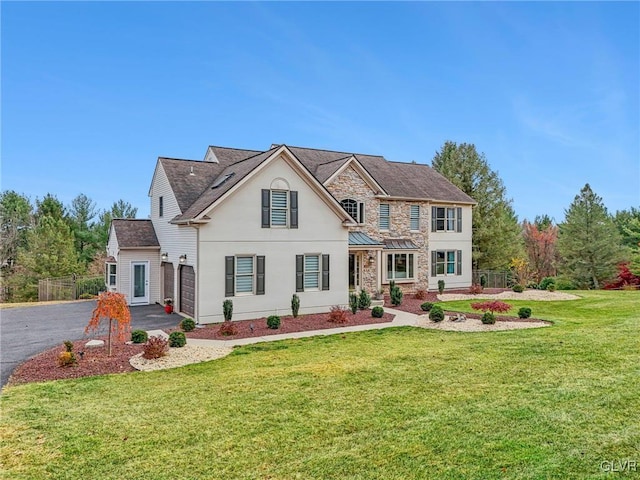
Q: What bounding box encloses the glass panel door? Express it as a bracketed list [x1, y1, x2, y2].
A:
[132, 262, 148, 304]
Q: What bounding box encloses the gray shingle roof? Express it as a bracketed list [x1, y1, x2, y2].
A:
[112, 219, 160, 248]
[159, 143, 475, 223]
[348, 231, 384, 246]
[173, 148, 278, 222]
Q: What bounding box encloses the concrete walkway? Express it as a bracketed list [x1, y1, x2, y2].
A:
[183, 308, 421, 348]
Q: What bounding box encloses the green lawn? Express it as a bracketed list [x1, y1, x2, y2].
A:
[1, 291, 638, 479]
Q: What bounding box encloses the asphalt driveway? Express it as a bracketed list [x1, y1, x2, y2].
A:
[0, 301, 182, 389]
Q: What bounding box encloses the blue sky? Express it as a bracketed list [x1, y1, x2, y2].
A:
[2, 1, 638, 222]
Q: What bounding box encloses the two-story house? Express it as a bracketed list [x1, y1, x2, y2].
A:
[106, 144, 475, 323]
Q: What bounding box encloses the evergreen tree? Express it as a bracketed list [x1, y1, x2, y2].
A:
[432, 141, 523, 269]
[614, 207, 640, 275]
[35, 193, 66, 222]
[68, 193, 100, 265]
[0, 191, 33, 269]
[557, 184, 624, 289]
[12, 216, 82, 301]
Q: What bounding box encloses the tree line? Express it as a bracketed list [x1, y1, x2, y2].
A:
[2, 142, 639, 302]
[0, 192, 137, 301]
[432, 141, 640, 289]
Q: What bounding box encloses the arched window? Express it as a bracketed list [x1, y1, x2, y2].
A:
[340, 199, 364, 223]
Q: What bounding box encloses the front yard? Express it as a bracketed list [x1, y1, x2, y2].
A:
[1, 291, 638, 479]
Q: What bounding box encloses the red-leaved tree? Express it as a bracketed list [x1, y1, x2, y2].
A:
[470, 301, 512, 315]
[522, 220, 558, 283]
[85, 292, 132, 356]
[603, 262, 640, 290]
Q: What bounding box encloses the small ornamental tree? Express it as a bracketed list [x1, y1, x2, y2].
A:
[470, 300, 512, 316]
[85, 291, 131, 356]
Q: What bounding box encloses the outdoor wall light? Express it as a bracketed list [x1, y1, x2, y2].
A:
[179, 254, 187, 264]
[161, 252, 169, 262]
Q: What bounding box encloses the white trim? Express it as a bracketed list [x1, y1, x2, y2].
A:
[130, 261, 150, 305]
[324, 156, 387, 195]
[194, 146, 356, 226]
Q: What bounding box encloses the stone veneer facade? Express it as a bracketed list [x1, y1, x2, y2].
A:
[326, 164, 431, 294]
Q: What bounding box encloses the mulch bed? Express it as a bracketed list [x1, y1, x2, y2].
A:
[178, 308, 395, 340]
[387, 288, 506, 314]
[7, 337, 144, 387]
[7, 309, 396, 387]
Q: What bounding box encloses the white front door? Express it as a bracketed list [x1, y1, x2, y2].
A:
[131, 261, 149, 304]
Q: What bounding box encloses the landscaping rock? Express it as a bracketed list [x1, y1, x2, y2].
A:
[85, 339, 105, 348]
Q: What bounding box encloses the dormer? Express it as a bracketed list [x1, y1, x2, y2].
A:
[204, 147, 219, 163]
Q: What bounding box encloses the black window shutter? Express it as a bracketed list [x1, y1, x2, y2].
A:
[296, 255, 304, 292]
[322, 254, 330, 291]
[359, 202, 364, 223]
[256, 256, 265, 295]
[456, 250, 462, 275]
[457, 207, 462, 233]
[431, 206, 437, 232]
[290, 191, 298, 229]
[431, 251, 437, 277]
[261, 189, 270, 228]
[225, 256, 235, 297]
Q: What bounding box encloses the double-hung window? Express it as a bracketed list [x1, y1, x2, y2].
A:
[379, 203, 390, 230]
[431, 250, 462, 276]
[106, 263, 116, 287]
[410, 205, 420, 231]
[271, 190, 288, 227]
[296, 254, 330, 292]
[340, 199, 365, 224]
[386, 253, 415, 281]
[225, 255, 265, 296]
[235, 256, 254, 294]
[432, 206, 462, 232]
[262, 189, 298, 228]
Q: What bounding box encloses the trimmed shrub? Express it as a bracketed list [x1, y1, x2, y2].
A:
[555, 277, 577, 290]
[223, 299, 233, 321]
[328, 306, 349, 324]
[438, 280, 445, 294]
[58, 340, 76, 367]
[429, 305, 445, 322]
[468, 284, 483, 294]
[358, 289, 371, 310]
[481, 312, 496, 324]
[349, 293, 358, 314]
[218, 321, 237, 336]
[470, 301, 512, 315]
[180, 318, 196, 332]
[389, 280, 403, 306]
[58, 351, 76, 367]
[512, 284, 524, 293]
[414, 289, 427, 300]
[539, 277, 556, 291]
[143, 336, 168, 359]
[420, 302, 434, 312]
[371, 306, 384, 318]
[547, 283, 556, 292]
[131, 330, 148, 344]
[291, 294, 300, 318]
[267, 315, 281, 329]
[526, 281, 539, 289]
[169, 331, 186, 348]
[518, 307, 532, 319]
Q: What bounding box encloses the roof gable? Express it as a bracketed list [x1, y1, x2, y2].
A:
[111, 219, 160, 248]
